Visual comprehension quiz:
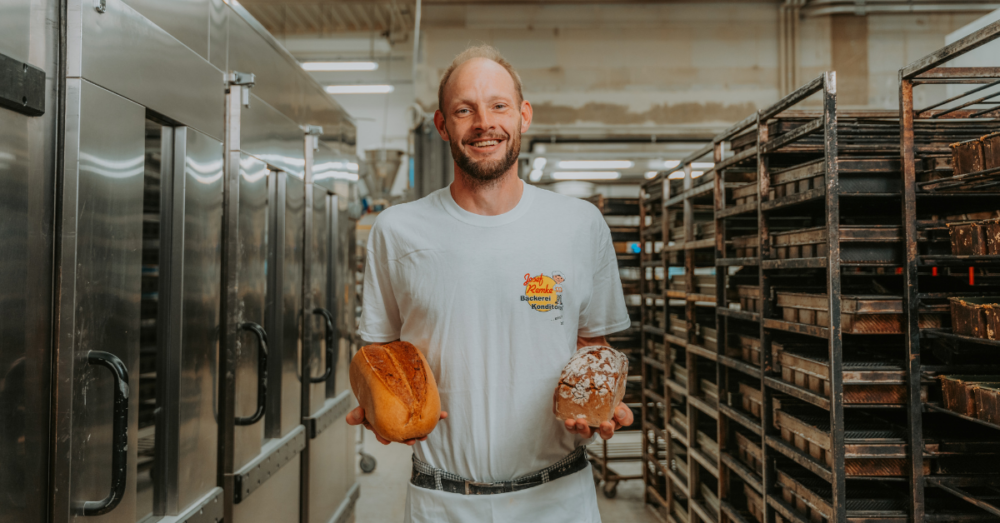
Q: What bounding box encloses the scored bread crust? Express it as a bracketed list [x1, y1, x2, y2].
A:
[349, 341, 441, 442]
[554, 346, 629, 427]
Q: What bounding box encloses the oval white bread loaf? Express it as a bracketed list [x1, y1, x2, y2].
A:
[554, 346, 629, 427]
[349, 341, 441, 442]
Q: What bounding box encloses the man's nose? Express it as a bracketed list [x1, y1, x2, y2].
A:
[472, 106, 495, 131]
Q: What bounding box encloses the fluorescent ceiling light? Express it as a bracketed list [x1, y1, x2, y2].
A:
[322, 170, 360, 181]
[668, 172, 685, 179]
[533, 157, 547, 169]
[692, 171, 705, 178]
[652, 160, 681, 170]
[529, 169, 544, 182]
[692, 162, 715, 169]
[302, 61, 378, 72]
[645, 171, 658, 179]
[325, 84, 394, 94]
[552, 171, 620, 180]
[557, 160, 633, 169]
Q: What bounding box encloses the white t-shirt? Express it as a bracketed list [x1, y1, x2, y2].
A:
[358, 181, 631, 523]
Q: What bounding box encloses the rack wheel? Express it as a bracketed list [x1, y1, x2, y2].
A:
[602, 482, 618, 499]
[360, 452, 377, 473]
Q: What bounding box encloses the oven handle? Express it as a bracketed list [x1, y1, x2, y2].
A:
[76, 350, 129, 516]
[309, 307, 338, 385]
[236, 322, 268, 426]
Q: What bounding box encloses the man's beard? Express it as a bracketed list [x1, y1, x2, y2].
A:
[449, 125, 521, 188]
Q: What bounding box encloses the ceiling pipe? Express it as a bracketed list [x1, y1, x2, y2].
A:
[803, 0, 1000, 16]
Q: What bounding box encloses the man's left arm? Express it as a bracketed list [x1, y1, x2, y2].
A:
[563, 335, 635, 440]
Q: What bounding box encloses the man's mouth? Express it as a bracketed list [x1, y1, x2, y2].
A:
[467, 138, 504, 151]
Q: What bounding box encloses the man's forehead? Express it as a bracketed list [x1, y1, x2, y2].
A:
[444, 57, 517, 106]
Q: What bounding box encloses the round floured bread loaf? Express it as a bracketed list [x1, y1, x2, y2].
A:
[554, 346, 629, 427]
[349, 341, 441, 442]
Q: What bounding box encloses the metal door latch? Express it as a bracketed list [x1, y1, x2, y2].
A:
[303, 125, 323, 150]
[226, 71, 255, 108]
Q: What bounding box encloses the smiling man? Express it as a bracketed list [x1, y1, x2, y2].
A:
[348, 44, 633, 523]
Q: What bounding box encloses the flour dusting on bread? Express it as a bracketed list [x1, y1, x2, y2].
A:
[554, 346, 629, 427]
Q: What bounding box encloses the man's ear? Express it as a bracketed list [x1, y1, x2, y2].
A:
[520, 100, 533, 134]
[433, 110, 449, 141]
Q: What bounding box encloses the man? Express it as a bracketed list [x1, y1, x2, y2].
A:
[347, 44, 633, 522]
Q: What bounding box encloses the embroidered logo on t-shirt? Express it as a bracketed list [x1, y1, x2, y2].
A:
[521, 272, 566, 313]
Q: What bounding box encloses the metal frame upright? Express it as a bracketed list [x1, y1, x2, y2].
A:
[899, 20, 1000, 523]
[641, 142, 720, 523]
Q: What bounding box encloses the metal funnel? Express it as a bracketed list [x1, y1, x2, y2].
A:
[363, 149, 405, 200]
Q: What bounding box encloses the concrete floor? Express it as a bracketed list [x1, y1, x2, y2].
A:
[354, 429, 658, 523]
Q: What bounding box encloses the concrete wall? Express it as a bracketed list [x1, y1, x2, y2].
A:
[416, 4, 983, 137]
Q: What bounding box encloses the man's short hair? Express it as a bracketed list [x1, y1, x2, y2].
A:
[437, 44, 523, 113]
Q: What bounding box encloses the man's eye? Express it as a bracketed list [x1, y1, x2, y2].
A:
[457, 109, 470, 115]
[495, 104, 507, 110]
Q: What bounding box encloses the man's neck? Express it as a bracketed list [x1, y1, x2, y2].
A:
[449, 168, 524, 216]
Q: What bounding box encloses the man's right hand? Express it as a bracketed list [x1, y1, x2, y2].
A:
[346, 406, 449, 446]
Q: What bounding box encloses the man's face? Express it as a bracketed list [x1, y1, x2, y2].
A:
[434, 58, 532, 186]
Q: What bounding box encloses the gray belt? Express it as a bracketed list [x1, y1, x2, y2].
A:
[410, 446, 589, 495]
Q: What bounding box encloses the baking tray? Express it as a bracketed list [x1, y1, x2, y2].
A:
[735, 431, 764, 476]
[701, 483, 720, 519]
[669, 314, 687, 339]
[772, 405, 917, 477]
[775, 292, 945, 334]
[775, 469, 908, 523]
[732, 233, 759, 258]
[951, 138, 985, 176]
[700, 326, 718, 351]
[731, 182, 758, 206]
[771, 342, 907, 405]
[739, 382, 763, 419]
[984, 132, 1000, 170]
[745, 483, 764, 523]
[942, 375, 1000, 417]
[737, 285, 762, 313]
[974, 385, 1000, 425]
[727, 333, 761, 367]
[697, 430, 720, 462]
[700, 378, 719, 403]
[769, 226, 903, 264]
[768, 157, 903, 201]
[672, 408, 689, 434]
[948, 219, 1000, 256]
[672, 440, 689, 481]
[949, 297, 1000, 340]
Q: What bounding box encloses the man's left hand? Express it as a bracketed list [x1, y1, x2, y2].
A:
[563, 402, 633, 440]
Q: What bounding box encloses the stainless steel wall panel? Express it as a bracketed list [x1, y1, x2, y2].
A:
[306, 189, 331, 415]
[67, 80, 146, 523]
[241, 94, 306, 179]
[0, 1, 58, 510]
[232, 453, 301, 523]
[225, 3, 346, 133]
[265, 172, 304, 439]
[208, 0, 227, 71]
[308, 414, 350, 523]
[175, 128, 224, 512]
[234, 153, 269, 471]
[226, 10, 305, 123]
[120, 0, 210, 60]
[76, 0, 224, 141]
[0, 0, 30, 62]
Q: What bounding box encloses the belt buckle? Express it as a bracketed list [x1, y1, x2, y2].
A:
[465, 480, 510, 495]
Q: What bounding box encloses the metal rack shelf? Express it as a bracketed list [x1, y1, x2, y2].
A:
[640, 141, 721, 522]
[586, 195, 644, 499]
[899, 20, 1000, 522]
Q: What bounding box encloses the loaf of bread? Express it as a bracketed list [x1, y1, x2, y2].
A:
[350, 341, 442, 442]
[554, 346, 629, 427]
